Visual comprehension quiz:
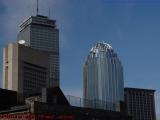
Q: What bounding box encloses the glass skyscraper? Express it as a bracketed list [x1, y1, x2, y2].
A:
[17, 15, 59, 87]
[83, 42, 124, 111]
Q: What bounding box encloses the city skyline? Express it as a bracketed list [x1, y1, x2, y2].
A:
[0, 0, 159, 115]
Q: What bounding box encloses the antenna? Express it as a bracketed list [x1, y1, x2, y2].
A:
[49, 8, 51, 18]
[36, 0, 39, 15]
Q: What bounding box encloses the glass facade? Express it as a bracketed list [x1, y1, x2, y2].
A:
[17, 15, 59, 87]
[23, 61, 47, 97]
[83, 42, 124, 111]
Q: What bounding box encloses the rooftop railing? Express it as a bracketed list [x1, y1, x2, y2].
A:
[65, 95, 120, 111]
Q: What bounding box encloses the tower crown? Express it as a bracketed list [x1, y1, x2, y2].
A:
[90, 42, 113, 54]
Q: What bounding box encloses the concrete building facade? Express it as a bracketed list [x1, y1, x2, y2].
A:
[3, 43, 49, 98]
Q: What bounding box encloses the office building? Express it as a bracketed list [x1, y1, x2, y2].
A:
[17, 15, 59, 87]
[3, 43, 49, 98]
[124, 87, 156, 120]
[83, 42, 124, 111]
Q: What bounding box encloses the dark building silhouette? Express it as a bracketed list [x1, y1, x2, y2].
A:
[124, 87, 156, 120]
[0, 87, 131, 120]
[0, 88, 18, 110]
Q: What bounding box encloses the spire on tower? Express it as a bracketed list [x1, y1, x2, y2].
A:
[49, 8, 51, 18]
[36, 0, 39, 15]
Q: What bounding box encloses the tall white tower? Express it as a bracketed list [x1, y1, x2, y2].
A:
[83, 42, 124, 111]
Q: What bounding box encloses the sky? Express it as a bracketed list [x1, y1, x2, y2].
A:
[0, 0, 160, 115]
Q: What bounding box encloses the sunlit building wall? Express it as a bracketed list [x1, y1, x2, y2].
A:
[3, 43, 49, 98]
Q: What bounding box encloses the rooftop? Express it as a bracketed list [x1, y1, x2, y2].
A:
[124, 87, 155, 92]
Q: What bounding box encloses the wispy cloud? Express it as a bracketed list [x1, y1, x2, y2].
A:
[1, 0, 71, 48]
[1, 0, 35, 43]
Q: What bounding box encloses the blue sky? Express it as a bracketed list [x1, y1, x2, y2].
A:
[0, 0, 160, 115]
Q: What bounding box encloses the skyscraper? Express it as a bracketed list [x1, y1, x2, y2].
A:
[83, 42, 124, 111]
[124, 87, 156, 120]
[17, 15, 59, 87]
